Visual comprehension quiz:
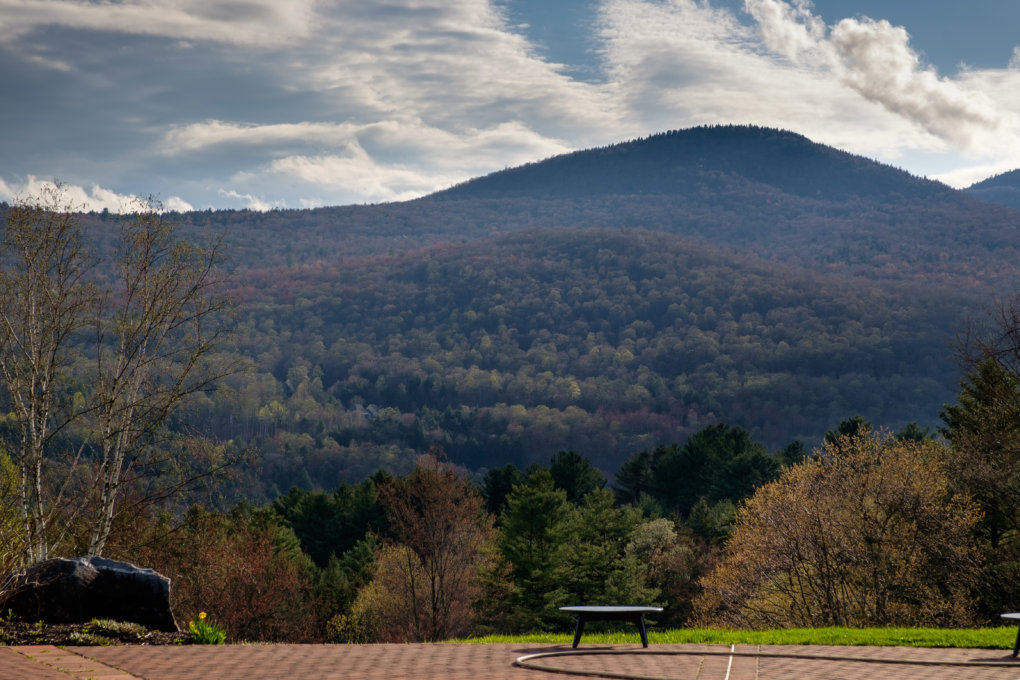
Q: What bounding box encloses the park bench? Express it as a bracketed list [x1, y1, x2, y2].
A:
[559, 605, 663, 648]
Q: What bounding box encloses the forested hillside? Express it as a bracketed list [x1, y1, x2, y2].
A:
[967, 168, 1020, 209]
[170, 126, 1020, 290]
[6, 125, 1020, 644]
[16, 125, 1016, 499]
[181, 226, 971, 498]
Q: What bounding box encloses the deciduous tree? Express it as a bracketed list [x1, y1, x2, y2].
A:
[87, 205, 232, 555]
[625, 517, 708, 627]
[0, 190, 233, 562]
[367, 453, 496, 641]
[695, 432, 979, 628]
[139, 506, 319, 641]
[0, 188, 96, 562]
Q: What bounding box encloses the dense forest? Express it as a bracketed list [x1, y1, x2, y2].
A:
[37, 124, 1017, 500]
[190, 226, 969, 498]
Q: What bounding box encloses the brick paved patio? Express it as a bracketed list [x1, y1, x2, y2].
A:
[3, 642, 1019, 680]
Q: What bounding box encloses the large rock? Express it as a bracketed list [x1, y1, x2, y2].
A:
[3, 557, 177, 631]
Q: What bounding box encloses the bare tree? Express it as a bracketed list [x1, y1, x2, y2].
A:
[0, 188, 95, 563]
[0, 190, 233, 563]
[87, 203, 232, 556]
[955, 295, 1020, 376]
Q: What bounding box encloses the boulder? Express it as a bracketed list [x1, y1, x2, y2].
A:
[3, 556, 178, 631]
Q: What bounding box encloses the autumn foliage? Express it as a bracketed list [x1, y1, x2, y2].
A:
[694, 432, 980, 628]
[139, 507, 319, 642]
[350, 453, 496, 641]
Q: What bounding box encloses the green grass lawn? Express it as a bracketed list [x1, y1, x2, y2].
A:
[457, 626, 1018, 649]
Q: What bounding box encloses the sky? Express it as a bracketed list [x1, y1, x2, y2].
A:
[3, 0, 1020, 212]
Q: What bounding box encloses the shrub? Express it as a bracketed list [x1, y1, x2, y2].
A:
[695, 432, 980, 628]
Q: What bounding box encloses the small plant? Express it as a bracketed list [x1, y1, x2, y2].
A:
[87, 619, 147, 637]
[71, 619, 148, 645]
[188, 612, 227, 645]
[325, 611, 376, 644]
[69, 630, 113, 646]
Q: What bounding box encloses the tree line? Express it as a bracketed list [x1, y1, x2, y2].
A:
[2, 338, 1019, 640]
[13, 385, 1014, 642]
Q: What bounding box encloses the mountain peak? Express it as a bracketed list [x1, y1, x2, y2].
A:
[428, 125, 950, 203]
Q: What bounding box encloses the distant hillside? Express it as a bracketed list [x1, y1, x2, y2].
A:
[966, 169, 1020, 209]
[194, 226, 975, 496]
[431, 126, 951, 203]
[170, 125, 1020, 291]
[83, 124, 1020, 494]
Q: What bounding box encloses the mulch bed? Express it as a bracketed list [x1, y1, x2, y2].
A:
[0, 619, 191, 646]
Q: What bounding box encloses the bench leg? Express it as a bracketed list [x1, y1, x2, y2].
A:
[572, 616, 585, 649]
[638, 615, 649, 648]
[1013, 625, 1020, 657]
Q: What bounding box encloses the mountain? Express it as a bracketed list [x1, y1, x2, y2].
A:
[431, 126, 950, 203]
[966, 169, 1020, 210]
[104, 125, 1020, 495]
[177, 125, 1020, 291]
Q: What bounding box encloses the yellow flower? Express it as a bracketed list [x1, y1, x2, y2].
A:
[199, 612, 207, 620]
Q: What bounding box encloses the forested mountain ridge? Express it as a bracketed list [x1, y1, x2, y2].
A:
[431, 126, 949, 203]
[173, 125, 1020, 290]
[967, 168, 1020, 210]
[200, 227, 970, 496]
[16, 124, 1016, 498]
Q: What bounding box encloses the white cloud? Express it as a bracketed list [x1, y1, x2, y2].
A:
[830, 17, 1001, 147]
[597, 0, 934, 157]
[742, 0, 1003, 148]
[0, 176, 193, 213]
[266, 154, 446, 204]
[162, 120, 362, 155]
[163, 195, 196, 212]
[163, 118, 569, 166]
[216, 189, 283, 212]
[745, 0, 830, 65]
[0, 0, 318, 47]
[275, 0, 615, 142]
[183, 119, 574, 205]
